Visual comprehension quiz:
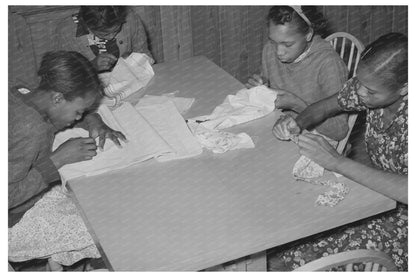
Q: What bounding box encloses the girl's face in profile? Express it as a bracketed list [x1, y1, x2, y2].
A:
[355, 65, 405, 109]
[49, 92, 97, 130]
[268, 22, 311, 63]
[91, 23, 123, 41]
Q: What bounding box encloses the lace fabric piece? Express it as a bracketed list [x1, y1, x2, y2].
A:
[187, 121, 254, 154]
[8, 186, 100, 266]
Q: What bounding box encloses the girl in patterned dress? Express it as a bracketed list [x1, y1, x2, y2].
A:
[271, 32, 408, 271]
[9, 51, 126, 271]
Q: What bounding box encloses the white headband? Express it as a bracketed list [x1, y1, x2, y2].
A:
[290, 5, 312, 27]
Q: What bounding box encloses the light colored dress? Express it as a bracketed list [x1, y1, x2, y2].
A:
[8, 186, 100, 266]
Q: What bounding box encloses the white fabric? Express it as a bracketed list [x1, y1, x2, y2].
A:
[8, 186, 100, 266]
[191, 85, 280, 130]
[187, 121, 254, 154]
[135, 100, 202, 161]
[99, 53, 154, 102]
[53, 101, 202, 184]
[137, 95, 195, 115]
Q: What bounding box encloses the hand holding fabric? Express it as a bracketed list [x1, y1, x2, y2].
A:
[92, 53, 118, 72]
[50, 137, 97, 169]
[272, 114, 301, 141]
[245, 74, 268, 88]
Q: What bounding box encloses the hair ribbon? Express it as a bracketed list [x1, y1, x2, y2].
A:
[290, 5, 312, 26]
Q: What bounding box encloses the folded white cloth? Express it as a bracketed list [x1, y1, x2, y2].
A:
[135, 100, 202, 161]
[187, 121, 254, 154]
[137, 95, 195, 115]
[191, 85, 280, 130]
[99, 53, 154, 103]
[53, 101, 202, 184]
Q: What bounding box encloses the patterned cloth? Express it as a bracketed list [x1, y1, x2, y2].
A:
[269, 204, 408, 271]
[8, 186, 101, 266]
[337, 77, 408, 174]
[269, 77, 408, 271]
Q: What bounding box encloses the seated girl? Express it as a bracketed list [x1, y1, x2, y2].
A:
[9, 50, 126, 270]
[272, 32, 407, 271]
[247, 6, 349, 141]
[55, 6, 153, 72]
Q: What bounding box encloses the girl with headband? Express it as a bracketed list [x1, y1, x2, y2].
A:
[247, 6, 348, 141]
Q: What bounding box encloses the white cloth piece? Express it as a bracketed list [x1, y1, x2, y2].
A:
[187, 121, 254, 154]
[135, 100, 202, 161]
[191, 85, 281, 130]
[99, 52, 154, 101]
[137, 95, 195, 115]
[8, 186, 100, 266]
[53, 103, 174, 185]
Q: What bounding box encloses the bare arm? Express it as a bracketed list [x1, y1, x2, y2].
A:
[298, 133, 407, 204]
[295, 93, 344, 132]
[335, 156, 407, 204]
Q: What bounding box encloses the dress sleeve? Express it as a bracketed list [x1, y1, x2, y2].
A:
[8, 124, 60, 209]
[337, 77, 367, 112]
[129, 11, 153, 60]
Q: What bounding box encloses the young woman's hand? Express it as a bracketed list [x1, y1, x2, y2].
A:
[298, 133, 342, 171]
[92, 53, 118, 71]
[85, 114, 127, 150]
[50, 137, 98, 168]
[272, 114, 301, 140]
[246, 74, 267, 88]
[274, 89, 307, 113]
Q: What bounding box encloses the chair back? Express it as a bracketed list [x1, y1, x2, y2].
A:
[325, 32, 365, 155]
[293, 249, 398, 271]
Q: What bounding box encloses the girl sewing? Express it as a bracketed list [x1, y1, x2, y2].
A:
[272, 32, 408, 271]
[247, 6, 349, 141]
[9, 51, 126, 270]
[55, 6, 153, 72]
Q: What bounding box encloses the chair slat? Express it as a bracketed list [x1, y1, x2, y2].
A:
[346, 263, 353, 271]
[364, 262, 373, 271]
[347, 42, 355, 72]
[340, 37, 346, 58]
[372, 262, 380, 271]
[381, 266, 387, 271]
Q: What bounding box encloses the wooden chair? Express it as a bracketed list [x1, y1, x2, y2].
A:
[293, 249, 398, 271]
[325, 32, 365, 155]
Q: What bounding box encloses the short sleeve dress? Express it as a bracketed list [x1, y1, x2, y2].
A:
[268, 77, 408, 271]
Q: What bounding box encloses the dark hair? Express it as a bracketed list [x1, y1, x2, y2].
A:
[79, 6, 128, 31]
[360, 32, 408, 91]
[267, 6, 328, 37]
[37, 51, 103, 101]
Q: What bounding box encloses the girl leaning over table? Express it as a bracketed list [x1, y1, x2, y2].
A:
[8, 51, 126, 271]
[271, 32, 408, 271]
[247, 5, 349, 141]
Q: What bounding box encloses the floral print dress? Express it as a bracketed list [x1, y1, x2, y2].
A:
[269, 77, 408, 271]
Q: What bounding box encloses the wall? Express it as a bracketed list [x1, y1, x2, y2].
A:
[9, 6, 408, 88]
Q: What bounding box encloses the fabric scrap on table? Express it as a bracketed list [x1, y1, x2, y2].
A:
[291, 132, 350, 207]
[187, 121, 254, 154]
[190, 85, 282, 130]
[293, 155, 325, 180]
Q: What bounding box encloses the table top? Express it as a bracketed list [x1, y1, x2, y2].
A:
[69, 56, 396, 271]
